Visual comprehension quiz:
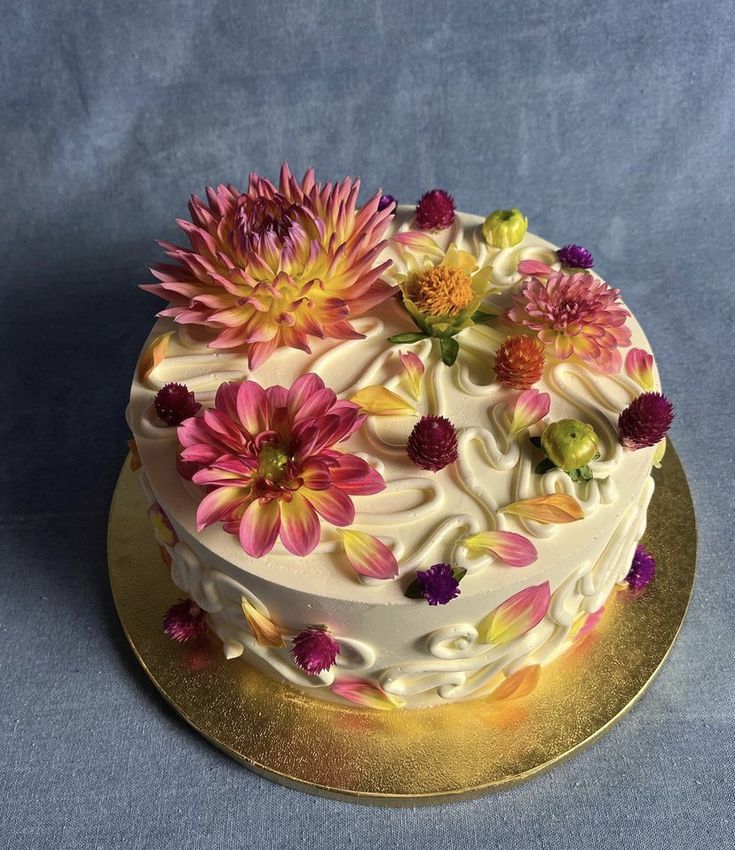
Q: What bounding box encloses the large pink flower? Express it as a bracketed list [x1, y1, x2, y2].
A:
[178, 374, 385, 557]
[507, 266, 631, 373]
[142, 164, 396, 369]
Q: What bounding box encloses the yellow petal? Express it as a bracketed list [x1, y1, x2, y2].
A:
[241, 597, 284, 648]
[500, 493, 584, 524]
[350, 385, 416, 416]
[138, 332, 174, 382]
[488, 665, 541, 702]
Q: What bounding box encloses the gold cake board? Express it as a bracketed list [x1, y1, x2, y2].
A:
[108, 446, 695, 804]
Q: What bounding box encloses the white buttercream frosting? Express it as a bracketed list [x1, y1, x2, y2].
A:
[128, 210, 659, 708]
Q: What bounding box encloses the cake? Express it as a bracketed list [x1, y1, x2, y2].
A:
[126, 166, 672, 710]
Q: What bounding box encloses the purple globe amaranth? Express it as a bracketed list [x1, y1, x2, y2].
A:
[163, 598, 207, 642]
[378, 193, 396, 212]
[415, 189, 455, 230]
[291, 626, 340, 675]
[618, 392, 674, 450]
[406, 415, 459, 471]
[154, 382, 201, 426]
[626, 544, 656, 589]
[557, 243, 595, 269]
[416, 563, 461, 605]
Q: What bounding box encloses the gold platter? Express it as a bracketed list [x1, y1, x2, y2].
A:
[108, 446, 695, 804]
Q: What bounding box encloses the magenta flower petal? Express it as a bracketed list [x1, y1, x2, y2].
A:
[341, 530, 398, 580]
[478, 582, 551, 645]
[624, 348, 655, 391]
[238, 499, 282, 557]
[510, 388, 550, 435]
[463, 530, 538, 567]
[278, 493, 321, 555]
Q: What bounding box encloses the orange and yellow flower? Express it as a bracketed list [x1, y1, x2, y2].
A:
[142, 165, 396, 369]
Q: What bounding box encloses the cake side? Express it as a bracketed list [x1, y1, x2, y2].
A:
[128, 205, 666, 708]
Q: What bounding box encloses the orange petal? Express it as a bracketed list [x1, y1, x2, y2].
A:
[127, 437, 142, 471]
[158, 545, 172, 568]
[138, 332, 174, 382]
[350, 385, 416, 416]
[500, 493, 584, 524]
[240, 597, 284, 648]
[488, 664, 541, 702]
[477, 582, 550, 645]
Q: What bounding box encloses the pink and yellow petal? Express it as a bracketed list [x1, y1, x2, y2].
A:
[625, 348, 655, 391]
[500, 493, 584, 524]
[341, 529, 398, 580]
[477, 582, 551, 645]
[278, 492, 321, 555]
[238, 498, 282, 557]
[331, 678, 406, 710]
[463, 530, 538, 567]
[510, 389, 550, 435]
[399, 350, 425, 401]
[350, 385, 417, 416]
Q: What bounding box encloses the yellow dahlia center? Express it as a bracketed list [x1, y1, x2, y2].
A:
[412, 265, 474, 316]
[257, 444, 289, 482]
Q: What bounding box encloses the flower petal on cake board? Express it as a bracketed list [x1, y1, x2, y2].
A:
[240, 597, 284, 648]
[341, 530, 398, 579]
[462, 531, 538, 567]
[399, 350, 425, 401]
[488, 664, 541, 702]
[477, 582, 551, 645]
[138, 332, 174, 382]
[499, 493, 584, 524]
[625, 348, 655, 391]
[350, 386, 417, 416]
[509, 389, 550, 435]
[147, 503, 178, 547]
[331, 677, 406, 710]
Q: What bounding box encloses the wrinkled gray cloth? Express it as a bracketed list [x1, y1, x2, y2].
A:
[1, 1, 733, 848]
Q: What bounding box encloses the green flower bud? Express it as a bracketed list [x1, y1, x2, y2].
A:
[482, 208, 528, 248]
[541, 419, 599, 471]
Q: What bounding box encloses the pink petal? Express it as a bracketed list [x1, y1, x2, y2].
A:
[510, 389, 550, 435]
[463, 530, 538, 567]
[329, 454, 386, 495]
[518, 259, 553, 277]
[236, 381, 269, 434]
[341, 530, 398, 579]
[196, 487, 246, 531]
[303, 486, 355, 526]
[279, 492, 321, 555]
[330, 678, 405, 710]
[238, 498, 282, 557]
[399, 350, 425, 401]
[625, 348, 654, 391]
[478, 582, 551, 645]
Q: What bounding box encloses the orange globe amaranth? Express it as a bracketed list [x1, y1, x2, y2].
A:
[494, 336, 546, 389]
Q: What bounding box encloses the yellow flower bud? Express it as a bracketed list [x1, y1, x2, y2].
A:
[482, 208, 528, 248]
[541, 419, 599, 471]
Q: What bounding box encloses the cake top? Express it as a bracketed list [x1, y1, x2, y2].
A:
[128, 165, 672, 605]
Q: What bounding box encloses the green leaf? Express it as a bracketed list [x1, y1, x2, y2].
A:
[567, 468, 581, 483]
[579, 464, 593, 481]
[534, 457, 557, 475]
[471, 309, 496, 324]
[451, 567, 467, 583]
[439, 336, 460, 366]
[388, 332, 428, 344]
[529, 436, 543, 449]
[403, 578, 424, 599]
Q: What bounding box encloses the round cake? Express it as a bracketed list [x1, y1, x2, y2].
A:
[126, 167, 671, 709]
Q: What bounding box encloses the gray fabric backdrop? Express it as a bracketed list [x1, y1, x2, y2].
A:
[1, 1, 733, 847]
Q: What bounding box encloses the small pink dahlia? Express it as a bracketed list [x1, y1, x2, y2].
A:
[178, 374, 385, 557]
[142, 164, 396, 370]
[415, 189, 455, 230]
[291, 626, 340, 675]
[507, 272, 631, 373]
[618, 392, 674, 449]
[163, 598, 207, 642]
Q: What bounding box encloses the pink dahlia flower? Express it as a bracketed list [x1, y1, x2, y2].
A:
[178, 374, 385, 557]
[507, 271, 631, 373]
[142, 164, 396, 370]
